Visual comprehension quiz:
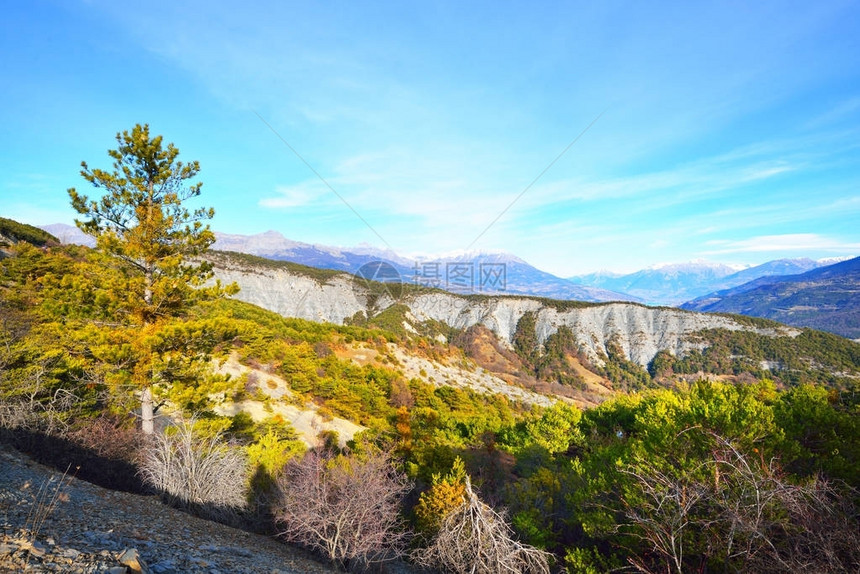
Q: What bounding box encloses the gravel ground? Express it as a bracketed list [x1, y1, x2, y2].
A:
[0, 443, 340, 573]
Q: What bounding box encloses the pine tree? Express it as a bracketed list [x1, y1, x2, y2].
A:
[69, 123, 234, 433]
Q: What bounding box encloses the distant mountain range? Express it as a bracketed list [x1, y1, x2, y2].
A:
[41, 224, 638, 303]
[211, 230, 640, 303]
[39, 223, 95, 247]
[570, 258, 841, 306]
[682, 256, 860, 340]
[38, 224, 858, 336]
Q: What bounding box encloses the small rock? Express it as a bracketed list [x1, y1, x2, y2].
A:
[117, 547, 152, 574]
[227, 546, 253, 558]
[150, 559, 177, 574]
[0, 542, 19, 554]
[29, 540, 48, 558]
[61, 547, 82, 560]
[106, 567, 128, 574]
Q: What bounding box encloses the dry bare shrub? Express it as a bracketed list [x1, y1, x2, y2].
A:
[0, 400, 38, 431]
[275, 449, 410, 571]
[705, 438, 860, 574]
[413, 477, 552, 574]
[782, 479, 860, 574]
[621, 433, 860, 574]
[619, 464, 708, 574]
[0, 383, 83, 437]
[21, 464, 74, 542]
[68, 415, 142, 463]
[138, 417, 248, 521]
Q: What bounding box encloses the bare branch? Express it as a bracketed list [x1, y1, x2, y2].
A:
[275, 449, 411, 571]
[413, 477, 552, 574]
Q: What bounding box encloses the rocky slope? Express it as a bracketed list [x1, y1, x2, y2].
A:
[406, 294, 783, 367]
[212, 354, 365, 448]
[0, 443, 338, 574]
[210, 253, 373, 325]
[211, 253, 799, 369]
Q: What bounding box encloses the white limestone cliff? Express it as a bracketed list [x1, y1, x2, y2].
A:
[214, 259, 799, 368]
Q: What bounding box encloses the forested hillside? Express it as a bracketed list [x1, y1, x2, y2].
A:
[0, 217, 59, 249]
[211, 249, 860, 396]
[2, 235, 859, 573]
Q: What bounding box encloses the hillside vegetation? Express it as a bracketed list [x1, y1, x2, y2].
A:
[0, 217, 59, 248]
[2, 237, 859, 573]
[4, 124, 857, 573]
[212, 248, 860, 395]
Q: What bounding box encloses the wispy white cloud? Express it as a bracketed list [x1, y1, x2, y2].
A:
[259, 182, 330, 208]
[815, 195, 860, 213]
[805, 96, 860, 129]
[738, 164, 795, 181]
[703, 233, 860, 255]
[509, 135, 817, 217]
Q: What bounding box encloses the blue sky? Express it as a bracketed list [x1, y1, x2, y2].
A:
[2, 1, 859, 275]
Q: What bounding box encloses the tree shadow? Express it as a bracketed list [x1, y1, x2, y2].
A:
[246, 462, 279, 534]
[1, 427, 147, 494]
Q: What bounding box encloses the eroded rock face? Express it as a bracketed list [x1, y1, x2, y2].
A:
[214, 266, 367, 325]
[214, 262, 797, 367]
[405, 295, 766, 366]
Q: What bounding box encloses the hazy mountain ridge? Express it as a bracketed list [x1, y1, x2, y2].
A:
[571, 258, 840, 305]
[682, 256, 860, 339]
[211, 230, 639, 303]
[716, 258, 823, 287]
[39, 223, 95, 247]
[40, 224, 853, 320]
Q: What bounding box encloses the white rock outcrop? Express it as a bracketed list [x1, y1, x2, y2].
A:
[214, 260, 798, 368]
[405, 294, 766, 366]
[214, 265, 367, 324]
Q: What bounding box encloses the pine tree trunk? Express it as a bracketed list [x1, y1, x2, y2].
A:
[141, 385, 155, 434]
[141, 246, 153, 434]
[144, 268, 153, 307]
